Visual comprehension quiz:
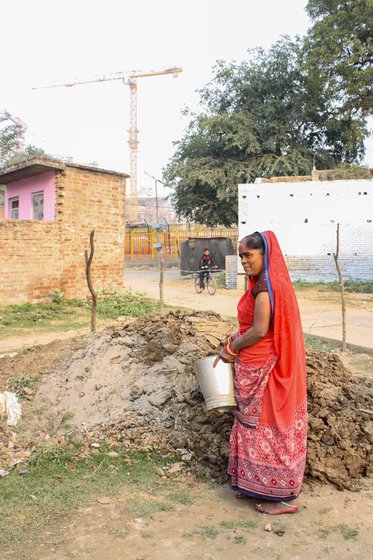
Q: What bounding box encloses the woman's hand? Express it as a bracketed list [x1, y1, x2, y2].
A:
[213, 349, 235, 368]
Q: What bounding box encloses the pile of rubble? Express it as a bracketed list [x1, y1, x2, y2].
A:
[30, 310, 373, 489]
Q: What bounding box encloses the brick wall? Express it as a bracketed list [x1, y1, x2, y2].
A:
[0, 220, 61, 303]
[57, 166, 126, 299]
[0, 163, 126, 304]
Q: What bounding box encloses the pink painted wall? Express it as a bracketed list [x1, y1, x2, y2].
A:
[4, 171, 56, 221]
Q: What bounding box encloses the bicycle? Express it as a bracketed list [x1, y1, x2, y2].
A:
[194, 268, 218, 295]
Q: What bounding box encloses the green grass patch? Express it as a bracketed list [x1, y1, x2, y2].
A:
[304, 337, 341, 353]
[219, 521, 251, 545]
[293, 279, 373, 294]
[0, 301, 89, 339]
[219, 520, 236, 530]
[140, 531, 155, 539]
[0, 301, 75, 327]
[233, 535, 247, 544]
[337, 524, 359, 540]
[317, 524, 359, 541]
[29, 442, 73, 465]
[96, 290, 158, 318]
[219, 519, 257, 531]
[60, 411, 75, 430]
[0, 290, 159, 340]
[317, 528, 332, 540]
[195, 526, 219, 539]
[166, 488, 195, 506]
[8, 371, 40, 394]
[183, 525, 220, 541]
[0, 446, 177, 558]
[128, 497, 175, 518]
[107, 527, 128, 540]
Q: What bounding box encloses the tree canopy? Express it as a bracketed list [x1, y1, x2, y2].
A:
[305, 0, 373, 116]
[0, 115, 47, 168]
[165, 2, 372, 227]
[0, 116, 21, 167]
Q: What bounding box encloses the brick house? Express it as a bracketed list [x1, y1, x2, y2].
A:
[0, 157, 128, 303]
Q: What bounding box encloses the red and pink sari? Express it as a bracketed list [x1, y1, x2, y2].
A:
[228, 231, 307, 501]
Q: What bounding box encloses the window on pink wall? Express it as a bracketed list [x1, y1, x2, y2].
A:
[32, 191, 44, 220]
[9, 197, 19, 219]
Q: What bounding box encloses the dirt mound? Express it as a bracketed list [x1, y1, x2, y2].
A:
[306, 352, 372, 488]
[35, 310, 372, 490]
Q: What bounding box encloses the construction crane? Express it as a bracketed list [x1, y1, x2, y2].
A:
[0, 110, 27, 152]
[33, 67, 182, 221]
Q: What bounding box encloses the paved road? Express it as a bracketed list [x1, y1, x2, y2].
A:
[125, 270, 373, 349]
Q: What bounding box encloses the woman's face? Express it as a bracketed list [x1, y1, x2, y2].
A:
[238, 242, 265, 277]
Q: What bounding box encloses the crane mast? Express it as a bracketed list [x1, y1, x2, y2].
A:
[128, 80, 138, 222]
[33, 67, 182, 222]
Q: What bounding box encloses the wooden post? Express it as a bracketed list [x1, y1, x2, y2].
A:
[85, 229, 97, 333]
[332, 223, 347, 352]
[159, 256, 164, 314]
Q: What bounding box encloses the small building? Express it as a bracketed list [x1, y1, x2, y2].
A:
[238, 177, 373, 282]
[125, 194, 183, 225]
[0, 157, 128, 303]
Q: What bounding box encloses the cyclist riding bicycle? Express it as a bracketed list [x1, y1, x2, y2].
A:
[198, 248, 215, 289]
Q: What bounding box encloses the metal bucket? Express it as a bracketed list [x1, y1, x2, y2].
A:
[194, 355, 237, 411]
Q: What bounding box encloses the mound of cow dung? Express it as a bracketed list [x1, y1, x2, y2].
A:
[306, 352, 372, 488]
[35, 310, 372, 490]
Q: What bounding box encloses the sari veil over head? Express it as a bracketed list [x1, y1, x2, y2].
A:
[259, 230, 307, 432]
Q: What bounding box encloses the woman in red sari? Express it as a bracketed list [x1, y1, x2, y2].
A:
[215, 231, 307, 514]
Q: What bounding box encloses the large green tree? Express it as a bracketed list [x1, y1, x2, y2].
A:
[165, 34, 368, 226]
[304, 0, 373, 116]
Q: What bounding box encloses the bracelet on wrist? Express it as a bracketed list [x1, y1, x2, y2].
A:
[224, 340, 239, 356]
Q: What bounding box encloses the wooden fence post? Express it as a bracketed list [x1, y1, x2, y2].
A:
[85, 230, 97, 333]
[332, 223, 347, 352]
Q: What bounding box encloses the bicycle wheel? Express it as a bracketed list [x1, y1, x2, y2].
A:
[206, 275, 216, 295]
[195, 275, 203, 294]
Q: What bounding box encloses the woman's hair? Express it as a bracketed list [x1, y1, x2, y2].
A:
[240, 232, 265, 254]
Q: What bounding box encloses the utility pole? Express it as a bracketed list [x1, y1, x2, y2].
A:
[145, 171, 166, 313]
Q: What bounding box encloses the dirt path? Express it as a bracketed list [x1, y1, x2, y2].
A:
[1, 272, 372, 355]
[0, 326, 89, 354]
[1, 314, 372, 560]
[0, 318, 114, 354]
[125, 271, 373, 349]
[31, 479, 373, 560]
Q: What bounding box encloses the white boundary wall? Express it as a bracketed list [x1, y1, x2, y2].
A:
[238, 179, 373, 281]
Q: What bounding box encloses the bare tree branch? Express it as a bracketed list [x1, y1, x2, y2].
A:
[332, 223, 346, 352]
[159, 257, 164, 314]
[85, 230, 97, 333]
